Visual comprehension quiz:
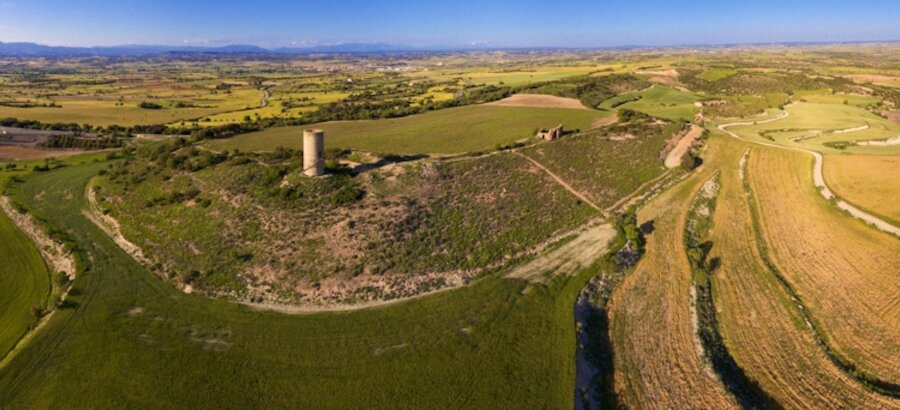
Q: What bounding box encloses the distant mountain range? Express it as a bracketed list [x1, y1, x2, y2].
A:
[0, 41, 431, 57]
[0, 40, 897, 57]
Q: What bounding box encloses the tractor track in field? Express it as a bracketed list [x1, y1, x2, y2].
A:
[718, 107, 900, 238]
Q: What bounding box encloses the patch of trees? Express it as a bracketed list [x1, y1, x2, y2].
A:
[138, 101, 163, 109]
[127, 137, 228, 172]
[0, 117, 86, 132]
[0, 117, 158, 137]
[617, 108, 651, 122]
[144, 187, 201, 208]
[566, 74, 650, 108]
[680, 69, 856, 96]
[38, 134, 124, 150]
[616, 209, 645, 255]
[526, 74, 650, 108]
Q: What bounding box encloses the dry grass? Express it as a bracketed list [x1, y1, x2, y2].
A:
[749, 147, 900, 382]
[607, 170, 737, 409]
[824, 154, 900, 225]
[844, 74, 900, 88]
[706, 136, 898, 408]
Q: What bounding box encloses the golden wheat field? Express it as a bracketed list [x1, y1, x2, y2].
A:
[749, 147, 900, 383]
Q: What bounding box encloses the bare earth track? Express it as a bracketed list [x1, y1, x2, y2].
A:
[486, 93, 590, 110]
[665, 124, 703, 168]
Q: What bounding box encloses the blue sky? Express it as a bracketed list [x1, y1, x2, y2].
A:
[0, 0, 898, 48]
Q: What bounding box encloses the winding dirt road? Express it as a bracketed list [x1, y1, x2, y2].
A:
[717, 109, 900, 237]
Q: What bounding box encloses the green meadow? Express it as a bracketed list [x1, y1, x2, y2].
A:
[0, 170, 49, 361]
[729, 102, 900, 155]
[599, 85, 700, 122]
[205, 104, 609, 154]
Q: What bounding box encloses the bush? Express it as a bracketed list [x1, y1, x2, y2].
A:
[138, 101, 163, 110]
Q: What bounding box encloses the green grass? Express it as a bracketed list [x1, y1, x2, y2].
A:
[0, 152, 109, 363]
[94, 142, 600, 298]
[599, 85, 699, 122]
[793, 89, 882, 107]
[699, 67, 737, 82]
[204, 105, 608, 154]
[0, 89, 263, 127]
[0, 160, 600, 408]
[729, 102, 900, 155]
[0, 171, 50, 361]
[519, 119, 679, 207]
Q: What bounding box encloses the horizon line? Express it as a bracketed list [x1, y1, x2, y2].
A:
[1, 38, 899, 54]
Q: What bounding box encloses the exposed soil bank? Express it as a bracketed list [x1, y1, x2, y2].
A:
[684, 175, 776, 409]
[665, 124, 703, 168]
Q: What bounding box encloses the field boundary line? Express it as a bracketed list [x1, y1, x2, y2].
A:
[514, 151, 602, 211]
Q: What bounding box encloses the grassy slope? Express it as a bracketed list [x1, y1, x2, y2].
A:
[204, 105, 608, 154]
[599, 85, 700, 122]
[518, 125, 674, 208]
[0, 172, 50, 360]
[731, 102, 900, 155]
[0, 160, 595, 409]
[94, 151, 598, 295]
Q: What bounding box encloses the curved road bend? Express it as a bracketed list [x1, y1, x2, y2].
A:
[717, 109, 900, 238]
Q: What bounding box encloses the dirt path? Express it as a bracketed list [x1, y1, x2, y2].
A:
[514, 152, 602, 211]
[665, 124, 703, 168]
[485, 93, 589, 110]
[506, 223, 616, 282]
[833, 123, 869, 134]
[259, 87, 271, 108]
[718, 109, 900, 238]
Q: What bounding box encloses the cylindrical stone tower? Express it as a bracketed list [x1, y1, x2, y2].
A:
[303, 129, 325, 177]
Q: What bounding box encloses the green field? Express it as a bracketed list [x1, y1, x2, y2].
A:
[728, 102, 900, 155]
[793, 89, 882, 107]
[0, 89, 263, 127]
[405, 66, 603, 87]
[0, 171, 50, 361]
[0, 160, 607, 408]
[599, 85, 699, 122]
[699, 67, 737, 81]
[205, 105, 609, 154]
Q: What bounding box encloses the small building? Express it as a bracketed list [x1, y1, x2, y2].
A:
[536, 124, 564, 141]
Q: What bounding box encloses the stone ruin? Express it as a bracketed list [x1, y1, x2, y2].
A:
[536, 124, 564, 141]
